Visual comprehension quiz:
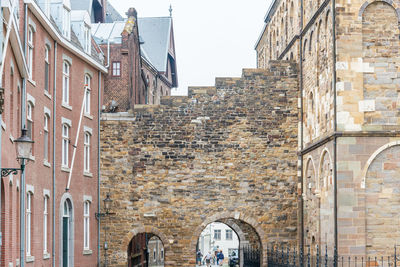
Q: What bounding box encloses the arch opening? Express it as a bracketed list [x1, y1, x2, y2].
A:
[195, 219, 262, 267]
[127, 233, 165, 267]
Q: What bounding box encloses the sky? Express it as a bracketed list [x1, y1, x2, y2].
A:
[108, 0, 273, 96]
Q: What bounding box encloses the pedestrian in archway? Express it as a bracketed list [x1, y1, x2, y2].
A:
[217, 250, 224, 266]
[197, 249, 203, 265]
[203, 251, 212, 267]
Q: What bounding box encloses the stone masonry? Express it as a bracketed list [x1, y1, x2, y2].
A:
[100, 61, 299, 266]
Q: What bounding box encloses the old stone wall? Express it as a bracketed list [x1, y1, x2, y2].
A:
[100, 61, 299, 266]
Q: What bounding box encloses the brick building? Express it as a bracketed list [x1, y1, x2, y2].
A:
[256, 0, 400, 257]
[0, 0, 106, 267]
[92, 5, 178, 111]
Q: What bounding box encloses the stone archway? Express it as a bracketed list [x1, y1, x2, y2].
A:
[191, 212, 267, 267]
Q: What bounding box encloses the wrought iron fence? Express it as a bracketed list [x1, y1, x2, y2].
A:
[268, 245, 400, 267]
[242, 245, 261, 267]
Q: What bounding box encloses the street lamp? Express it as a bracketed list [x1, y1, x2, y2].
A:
[96, 193, 114, 267]
[1, 127, 34, 267]
[1, 128, 33, 177]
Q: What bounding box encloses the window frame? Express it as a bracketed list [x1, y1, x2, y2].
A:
[213, 229, 221, 240]
[43, 195, 49, 255]
[83, 201, 90, 250]
[83, 24, 91, 54]
[225, 229, 233, 240]
[44, 114, 49, 162]
[27, 27, 34, 78]
[62, 6, 71, 39]
[83, 132, 90, 173]
[62, 61, 70, 105]
[44, 46, 50, 93]
[84, 75, 91, 115]
[112, 61, 121, 77]
[26, 191, 33, 256]
[27, 101, 34, 141]
[62, 124, 69, 168]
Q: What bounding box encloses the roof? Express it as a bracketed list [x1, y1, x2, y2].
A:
[70, 0, 92, 12]
[138, 17, 172, 72]
[255, 0, 278, 49]
[105, 1, 124, 23]
[92, 17, 173, 72]
[92, 21, 125, 44]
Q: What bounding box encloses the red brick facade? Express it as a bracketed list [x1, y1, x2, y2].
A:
[0, 0, 106, 266]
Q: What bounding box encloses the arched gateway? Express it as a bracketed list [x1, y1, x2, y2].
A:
[100, 64, 299, 266]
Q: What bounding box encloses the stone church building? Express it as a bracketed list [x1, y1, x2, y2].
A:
[99, 0, 400, 266]
[256, 0, 400, 257]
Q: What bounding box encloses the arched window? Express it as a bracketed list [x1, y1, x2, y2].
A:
[62, 61, 70, 105]
[62, 198, 73, 266]
[43, 194, 50, 255]
[45, 46, 50, 93]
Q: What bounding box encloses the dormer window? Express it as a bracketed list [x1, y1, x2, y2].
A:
[44, 0, 50, 17]
[83, 24, 91, 54]
[62, 6, 71, 39]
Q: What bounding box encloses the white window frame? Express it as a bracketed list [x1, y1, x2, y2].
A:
[27, 101, 33, 140]
[44, 114, 49, 162]
[62, 6, 71, 39]
[44, 0, 50, 17]
[112, 62, 121, 77]
[45, 46, 50, 93]
[62, 124, 69, 168]
[83, 24, 91, 54]
[84, 75, 91, 115]
[26, 191, 33, 256]
[84, 132, 90, 173]
[28, 27, 34, 78]
[43, 195, 49, 254]
[225, 229, 233, 240]
[83, 201, 90, 250]
[62, 61, 70, 105]
[214, 229, 221, 240]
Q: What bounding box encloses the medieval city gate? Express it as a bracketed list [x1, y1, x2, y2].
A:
[100, 62, 300, 267]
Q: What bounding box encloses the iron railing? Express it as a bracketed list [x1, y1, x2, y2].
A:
[268, 245, 400, 267]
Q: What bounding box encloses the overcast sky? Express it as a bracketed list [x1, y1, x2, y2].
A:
[108, 0, 273, 95]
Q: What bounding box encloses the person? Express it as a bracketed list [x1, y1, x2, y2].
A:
[196, 249, 203, 265]
[203, 251, 212, 267]
[217, 250, 224, 266]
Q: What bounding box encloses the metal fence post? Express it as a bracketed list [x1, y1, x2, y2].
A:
[307, 246, 311, 267]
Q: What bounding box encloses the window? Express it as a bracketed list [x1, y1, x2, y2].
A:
[62, 7, 71, 39]
[27, 102, 33, 140]
[44, 115, 49, 162]
[161, 248, 164, 259]
[153, 248, 156, 261]
[83, 201, 90, 250]
[214, 229, 221, 240]
[62, 61, 70, 105]
[84, 75, 91, 115]
[28, 27, 34, 78]
[84, 132, 90, 173]
[62, 124, 69, 167]
[44, 0, 50, 17]
[43, 195, 49, 254]
[45, 46, 50, 93]
[26, 191, 33, 256]
[83, 25, 91, 53]
[112, 62, 121, 77]
[226, 229, 233, 240]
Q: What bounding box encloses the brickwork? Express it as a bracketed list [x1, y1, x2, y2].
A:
[100, 61, 299, 266]
[256, 0, 400, 258]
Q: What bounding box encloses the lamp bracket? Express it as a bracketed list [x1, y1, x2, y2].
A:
[1, 168, 21, 177]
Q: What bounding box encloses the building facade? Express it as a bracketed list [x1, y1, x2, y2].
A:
[256, 0, 400, 257]
[0, 0, 106, 266]
[92, 4, 178, 111]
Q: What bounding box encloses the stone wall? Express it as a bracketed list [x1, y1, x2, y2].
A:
[100, 61, 299, 266]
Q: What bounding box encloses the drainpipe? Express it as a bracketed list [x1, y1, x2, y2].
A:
[20, 4, 28, 267]
[332, 0, 338, 262]
[0, 0, 3, 263]
[52, 41, 57, 267]
[97, 70, 101, 266]
[299, 0, 305, 253]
